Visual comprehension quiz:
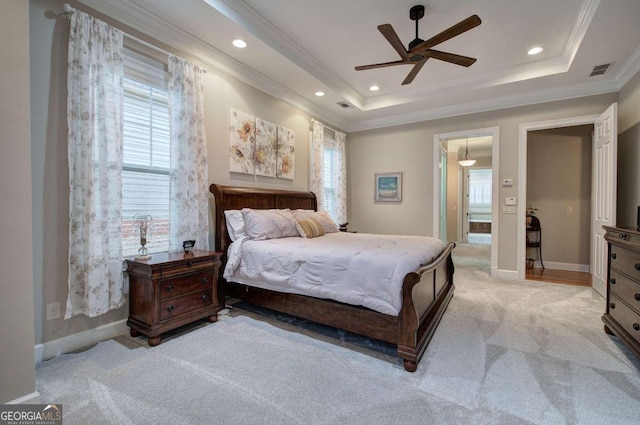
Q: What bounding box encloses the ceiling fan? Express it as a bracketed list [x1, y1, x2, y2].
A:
[355, 5, 481, 85]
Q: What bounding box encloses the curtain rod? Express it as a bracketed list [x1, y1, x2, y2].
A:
[310, 118, 342, 135]
[62, 3, 207, 73]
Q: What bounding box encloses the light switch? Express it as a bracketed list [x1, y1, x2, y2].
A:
[502, 178, 513, 186]
[505, 197, 517, 205]
[503, 206, 516, 214]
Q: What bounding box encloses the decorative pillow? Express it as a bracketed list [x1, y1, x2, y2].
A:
[295, 218, 325, 238]
[224, 210, 246, 242]
[292, 210, 339, 234]
[242, 208, 299, 240]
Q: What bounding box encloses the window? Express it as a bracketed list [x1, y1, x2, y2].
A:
[121, 50, 170, 256]
[323, 134, 338, 222]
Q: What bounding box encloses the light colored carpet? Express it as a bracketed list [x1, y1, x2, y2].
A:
[36, 243, 640, 424]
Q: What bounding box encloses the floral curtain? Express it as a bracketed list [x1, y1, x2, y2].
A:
[66, 11, 124, 318]
[334, 130, 348, 224]
[310, 120, 325, 211]
[167, 55, 209, 251]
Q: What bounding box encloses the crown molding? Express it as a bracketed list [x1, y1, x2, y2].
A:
[203, 0, 365, 109]
[346, 78, 618, 132]
[77, 0, 348, 130]
[615, 43, 640, 90]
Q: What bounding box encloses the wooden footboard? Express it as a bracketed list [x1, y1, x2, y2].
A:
[211, 183, 455, 372]
[397, 242, 455, 371]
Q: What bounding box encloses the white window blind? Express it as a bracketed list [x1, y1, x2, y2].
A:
[122, 50, 170, 256]
[323, 135, 338, 222]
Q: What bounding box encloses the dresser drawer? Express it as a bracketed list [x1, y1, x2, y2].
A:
[609, 270, 640, 314]
[160, 289, 213, 321]
[609, 294, 640, 345]
[610, 244, 640, 280]
[159, 271, 212, 300]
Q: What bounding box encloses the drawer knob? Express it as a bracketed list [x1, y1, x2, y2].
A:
[635, 293, 640, 301]
[611, 253, 617, 260]
[202, 294, 209, 302]
[634, 323, 640, 331]
[167, 284, 174, 292]
[619, 233, 631, 241]
[167, 305, 174, 312]
[187, 261, 193, 268]
[610, 278, 616, 285]
[202, 276, 209, 283]
[609, 302, 616, 309]
[635, 263, 640, 271]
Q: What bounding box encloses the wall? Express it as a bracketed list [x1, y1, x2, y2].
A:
[618, 71, 640, 228]
[527, 126, 592, 268]
[348, 94, 618, 273]
[29, 0, 334, 347]
[0, 0, 37, 403]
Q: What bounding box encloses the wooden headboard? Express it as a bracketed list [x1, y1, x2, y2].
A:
[209, 184, 317, 257]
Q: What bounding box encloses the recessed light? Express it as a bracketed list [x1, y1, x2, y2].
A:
[314, 91, 325, 97]
[369, 85, 380, 92]
[232, 39, 247, 49]
[528, 46, 543, 55]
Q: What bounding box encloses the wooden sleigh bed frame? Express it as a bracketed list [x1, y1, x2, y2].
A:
[210, 183, 455, 372]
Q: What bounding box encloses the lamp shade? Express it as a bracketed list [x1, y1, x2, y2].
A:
[458, 139, 476, 167]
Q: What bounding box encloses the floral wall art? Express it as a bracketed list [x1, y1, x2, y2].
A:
[229, 109, 255, 175]
[229, 108, 295, 179]
[276, 125, 295, 180]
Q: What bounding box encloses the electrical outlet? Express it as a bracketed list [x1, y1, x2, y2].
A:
[46, 302, 60, 320]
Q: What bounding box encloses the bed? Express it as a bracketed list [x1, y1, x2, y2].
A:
[210, 184, 455, 372]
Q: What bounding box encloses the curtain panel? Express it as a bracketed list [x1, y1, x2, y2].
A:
[310, 120, 325, 211]
[334, 130, 348, 224]
[66, 11, 125, 318]
[167, 55, 209, 252]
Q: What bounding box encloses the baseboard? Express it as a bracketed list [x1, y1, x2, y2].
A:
[543, 261, 590, 273]
[34, 319, 128, 364]
[495, 268, 518, 280]
[7, 391, 40, 404]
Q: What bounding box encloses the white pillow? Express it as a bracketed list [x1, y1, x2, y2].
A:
[224, 210, 246, 242]
[292, 209, 339, 233]
[242, 208, 299, 240]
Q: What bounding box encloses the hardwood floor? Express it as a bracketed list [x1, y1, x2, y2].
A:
[525, 268, 592, 287]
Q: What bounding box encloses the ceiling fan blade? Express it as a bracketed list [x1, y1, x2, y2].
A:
[378, 24, 410, 61]
[402, 58, 428, 85]
[355, 60, 410, 71]
[425, 49, 477, 67]
[408, 15, 481, 54]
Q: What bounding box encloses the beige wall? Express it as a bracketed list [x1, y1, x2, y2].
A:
[29, 0, 337, 345]
[347, 94, 618, 273]
[527, 126, 592, 267]
[618, 71, 640, 228]
[0, 0, 37, 403]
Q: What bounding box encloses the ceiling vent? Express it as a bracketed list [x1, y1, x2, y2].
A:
[590, 63, 611, 77]
[336, 101, 350, 108]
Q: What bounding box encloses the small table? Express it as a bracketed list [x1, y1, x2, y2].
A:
[126, 250, 222, 346]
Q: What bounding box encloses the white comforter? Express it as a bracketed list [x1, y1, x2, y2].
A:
[224, 232, 446, 316]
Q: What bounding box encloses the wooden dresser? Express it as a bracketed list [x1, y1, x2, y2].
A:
[603, 226, 640, 359]
[126, 250, 222, 346]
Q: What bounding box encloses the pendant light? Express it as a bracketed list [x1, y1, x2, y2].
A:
[458, 138, 476, 167]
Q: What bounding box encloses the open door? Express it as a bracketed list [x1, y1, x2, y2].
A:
[591, 103, 617, 297]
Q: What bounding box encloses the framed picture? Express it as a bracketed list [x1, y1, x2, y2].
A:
[375, 172, 402, 202]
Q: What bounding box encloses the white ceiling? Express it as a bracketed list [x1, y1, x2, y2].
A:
[80, 0, 640, 132]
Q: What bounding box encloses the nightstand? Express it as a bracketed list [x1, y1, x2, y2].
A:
[126, 250, 222, 346]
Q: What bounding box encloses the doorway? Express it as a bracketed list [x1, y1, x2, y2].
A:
[433, 127, 499, 277]
[517, 104, 618, 296]
[465, 168, 492, 245]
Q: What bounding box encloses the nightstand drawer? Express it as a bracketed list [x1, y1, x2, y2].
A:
[609, 270, 640, 314]
[609, 294, 640, 346]
[610, 244, 640, 280]
[160, 289, 213, 321]
[159, 271, 212, 300]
